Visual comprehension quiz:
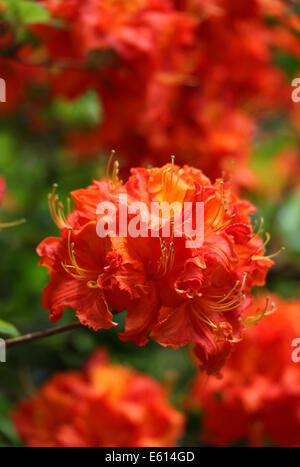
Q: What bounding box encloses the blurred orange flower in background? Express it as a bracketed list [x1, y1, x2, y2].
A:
[1, 0, 299, 183]
[188, 294, 300, 447]
[12, 348, 184, 447]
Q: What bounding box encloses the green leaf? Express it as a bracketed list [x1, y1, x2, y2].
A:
[2, 0, 50, 25]
[0, 319, 20, 337]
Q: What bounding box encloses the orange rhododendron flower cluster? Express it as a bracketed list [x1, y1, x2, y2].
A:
[188, 294, 300, 447]
[12, 348, 184, 447]
[1, 0, 299, 181]
[37, 161, 275, 374]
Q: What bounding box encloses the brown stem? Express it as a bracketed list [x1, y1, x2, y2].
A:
[5, 322, 82, 348]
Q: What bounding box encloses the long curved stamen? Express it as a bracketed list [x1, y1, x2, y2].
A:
[210, 294, 246, 312]
[251, 232, 271, 258]
[106, 149, 115, 179]
[170, 155, 175, 185]
[112, 160, 120, 185]
[61, 227, 96, 282]
[106, 149, 121, 186]
[250, 217, 264, 241]
[205, 272, 247, 312]
[249, 229, 283, 263]
[156, 224, 175, 277]
[67, 197, 71, 215]
[205, 180, 230, 239]
[243, 296, 276, 328]
[262, 232, 271, 249]
[161, 156, 183, 202]
[256, 217, 264, 236]
[198, 312, 217, 329]
[216, 280, 240, 303]
[211, 180, 225, 227]
[192, 304, 238, 343]
[48, 184, 70, 230]
[213, 214, 236, 234]
[0, 218, 26, 229]
[205, 213, 236, 239]
[252, 246, 285, 261]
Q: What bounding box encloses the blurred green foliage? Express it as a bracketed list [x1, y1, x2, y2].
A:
[2, 0, 50, 25]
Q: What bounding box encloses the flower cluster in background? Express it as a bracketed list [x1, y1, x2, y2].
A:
[0, 0, 300, 183]
[188, 294, 300, 447]
[13, 348, 184, 447]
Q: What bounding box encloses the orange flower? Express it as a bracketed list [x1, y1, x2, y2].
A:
[27, 0, 299, 183]
[37, 221, 141, 329]
[1, 0, 299, 184]
[38, 161, 275, 373]
[12, 348, 184, 447]
[188, 294, 300, 447]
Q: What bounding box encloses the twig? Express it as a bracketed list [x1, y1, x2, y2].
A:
[5, 322, 82, 348]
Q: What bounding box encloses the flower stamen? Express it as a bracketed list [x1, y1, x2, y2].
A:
[62, 228, 96, 281]
[48, 184, 70, 230]
[252, 246, 285, 261]
[156, 223, 175, 277]
[243, 296, 276, 328]
[205, 273, 247, 312]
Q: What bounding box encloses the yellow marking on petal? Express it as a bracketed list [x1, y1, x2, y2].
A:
[262, 232, 271, 249]
[251, 217, 264, 241]
[160, 158, 187, 205]
[106, 149, 115, 179]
